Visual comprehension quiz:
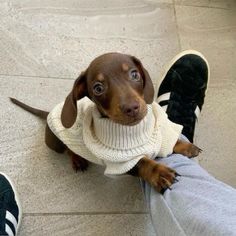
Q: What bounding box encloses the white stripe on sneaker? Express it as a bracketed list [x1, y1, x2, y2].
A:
[156, 92, 170, 104]
[6, 211, 18, 230]
[161, 105, 168, 112]
[195, 106, 201, 119]
[0, 172, 22, 235]
[5, 223, 14, 236]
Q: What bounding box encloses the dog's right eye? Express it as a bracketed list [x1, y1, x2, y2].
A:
[93, 82, 105, 96]
[129, 69, 141, 82]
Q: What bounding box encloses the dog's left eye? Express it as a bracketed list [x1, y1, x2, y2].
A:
[93, 82, 105, 96]
[129, 69, 141, 81]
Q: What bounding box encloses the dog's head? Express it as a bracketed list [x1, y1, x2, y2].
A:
[61, 53, 154, 128]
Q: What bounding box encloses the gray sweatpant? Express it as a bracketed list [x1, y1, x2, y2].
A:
[143, 147, 236, 235]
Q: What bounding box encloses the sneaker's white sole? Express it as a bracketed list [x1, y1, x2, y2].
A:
[157, 49, 210, 98]
[0, 172, 22, 236]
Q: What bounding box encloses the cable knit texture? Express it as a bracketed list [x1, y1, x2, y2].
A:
[47, 97, 183, 175]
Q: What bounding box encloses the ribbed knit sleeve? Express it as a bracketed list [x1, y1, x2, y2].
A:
[46, 97, 105, 165]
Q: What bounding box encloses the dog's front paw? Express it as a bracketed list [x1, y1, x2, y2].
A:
[183, 143, 202, 158]
[71, 155, 89, 172]
[148, 164, 179, 193]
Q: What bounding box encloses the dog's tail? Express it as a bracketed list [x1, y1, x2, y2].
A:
[10, 97, 49, 120]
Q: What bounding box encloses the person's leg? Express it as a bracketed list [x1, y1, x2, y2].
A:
[144, 50, 236, 236]
[144, 151, 236, 236]
[0, 173, 22, 236]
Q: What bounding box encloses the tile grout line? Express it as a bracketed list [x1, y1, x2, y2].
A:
[0, 73, 75, 81]
[172, 0, 182, 52]
[174, 3, 233, 10]
[23, 211, 149, 217]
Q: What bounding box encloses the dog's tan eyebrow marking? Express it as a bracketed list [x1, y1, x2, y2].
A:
[122, 63, 129, 72]
[96, 73, 105, 82]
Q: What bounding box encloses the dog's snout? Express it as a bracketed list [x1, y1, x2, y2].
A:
[122, 102, 140, 117]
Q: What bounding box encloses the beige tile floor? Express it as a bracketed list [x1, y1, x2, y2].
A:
[0, 0, 235, 235]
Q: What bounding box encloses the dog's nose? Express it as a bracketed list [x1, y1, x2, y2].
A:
[122, 102, 140, 117]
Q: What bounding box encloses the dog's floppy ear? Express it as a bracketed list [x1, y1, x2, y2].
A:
[131, 56, 154, 104]
[61, 72, 87, 128]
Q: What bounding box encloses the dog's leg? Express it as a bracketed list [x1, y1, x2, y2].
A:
[45, 124, 66, 153]
[173, 140, 202, 158]
[67, 149, 89, 172]
[45, 124, 89, 171]
[129, 156, 178, 193]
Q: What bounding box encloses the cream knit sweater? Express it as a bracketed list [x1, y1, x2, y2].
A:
[47, 97, 183, 175]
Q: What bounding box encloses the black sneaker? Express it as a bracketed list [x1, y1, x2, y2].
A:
[0, 173, 22, 236]
[157, 50, 209, 142]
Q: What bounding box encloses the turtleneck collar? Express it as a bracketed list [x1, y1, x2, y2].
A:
[91, 105, 156, 150]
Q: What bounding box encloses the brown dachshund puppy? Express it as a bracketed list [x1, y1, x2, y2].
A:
[10, 52, 201, 193]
